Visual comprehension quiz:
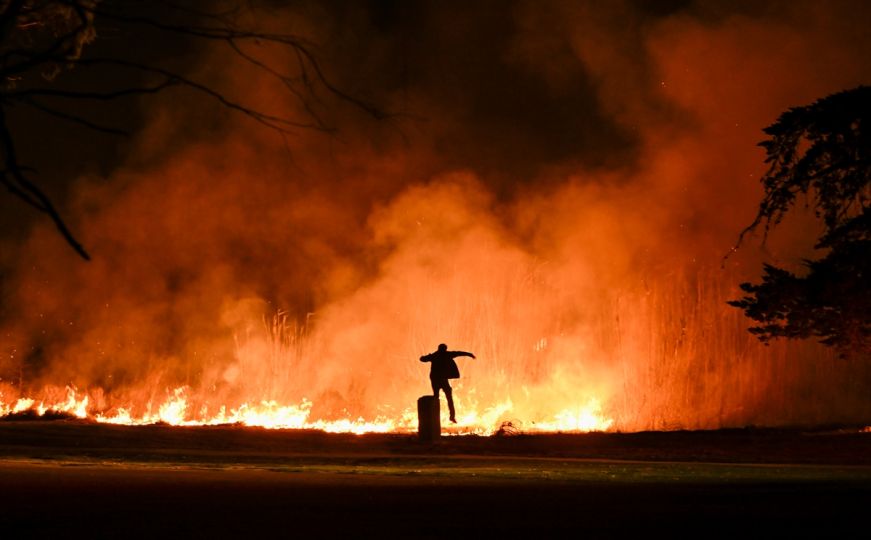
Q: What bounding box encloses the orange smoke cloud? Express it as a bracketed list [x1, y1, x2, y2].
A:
[2, 1, 870, 432]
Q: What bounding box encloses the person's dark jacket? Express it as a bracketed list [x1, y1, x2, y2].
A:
[420, 350, 474, 380]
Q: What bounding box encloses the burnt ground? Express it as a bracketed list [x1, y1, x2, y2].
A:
[1, 421, 870, 538]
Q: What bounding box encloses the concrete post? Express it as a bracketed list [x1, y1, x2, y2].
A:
[417, 395, 441, 442]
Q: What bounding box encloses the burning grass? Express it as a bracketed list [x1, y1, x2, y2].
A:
[2, 267, 869, 434]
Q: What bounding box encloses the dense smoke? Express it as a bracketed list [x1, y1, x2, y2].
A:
[2, 0, 870, 430]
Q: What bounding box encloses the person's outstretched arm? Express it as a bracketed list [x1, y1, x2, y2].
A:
[452, 351, 476, 359]
[420, 353, 432, 362]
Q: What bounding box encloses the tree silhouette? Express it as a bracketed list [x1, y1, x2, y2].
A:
[0, 0, 384, 259]
[729, 86, 870, 357]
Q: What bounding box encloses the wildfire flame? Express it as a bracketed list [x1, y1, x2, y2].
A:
[0, 385, 613, 435]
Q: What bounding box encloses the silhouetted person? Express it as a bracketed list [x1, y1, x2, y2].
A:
[420, 343, 476, 423]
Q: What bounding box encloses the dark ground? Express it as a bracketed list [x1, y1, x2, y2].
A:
[1, 421, 870, 538]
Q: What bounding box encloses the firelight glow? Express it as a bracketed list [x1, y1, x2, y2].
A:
[0, 385, 614, 434]
[2, 2, 871, 438]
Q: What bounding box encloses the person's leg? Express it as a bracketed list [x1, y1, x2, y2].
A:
[443, 382, 456, 422]
[430, 378, 439, 397]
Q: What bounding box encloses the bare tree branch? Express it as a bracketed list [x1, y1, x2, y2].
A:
[70, 0, 390, 119]
[73, 55, 331, 132]
[16, 96, 129, 135]
[0, 1, 391, 259]
[6, 77, 178, 100]
[226, 38, 329, 130]
[148, 0, 245, 25]
[69, 1, 317, 46]
[0, 104, 90, 259]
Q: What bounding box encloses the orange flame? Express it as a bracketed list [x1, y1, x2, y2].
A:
[0, 385, 613, 435]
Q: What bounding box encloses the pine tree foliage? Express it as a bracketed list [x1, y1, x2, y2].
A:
[730, 86, 870, 356]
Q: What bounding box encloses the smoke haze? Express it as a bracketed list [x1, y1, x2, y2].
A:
[2, 0, 870, 430]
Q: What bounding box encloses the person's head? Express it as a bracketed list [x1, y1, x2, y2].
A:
[438, 343, 447, 352]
